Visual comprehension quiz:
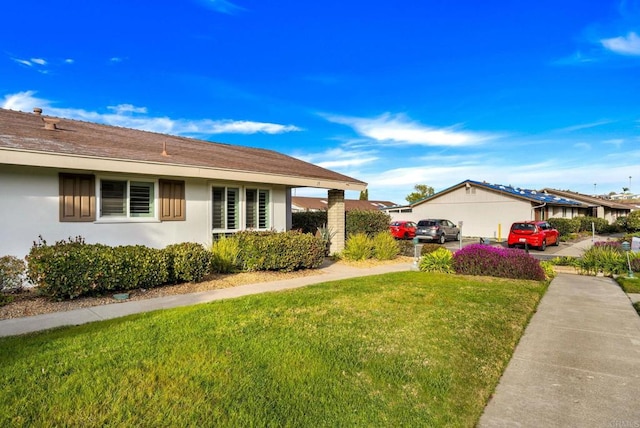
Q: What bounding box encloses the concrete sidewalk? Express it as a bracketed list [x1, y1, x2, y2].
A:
[479, 273, 640, 427]
[0, 260, 413, 338]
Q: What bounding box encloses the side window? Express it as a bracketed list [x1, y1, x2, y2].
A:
[212, 186, 239, 230]
[100, 179, 155, 218]
[59, 173, 96, 222]
[159, 180, 185, 221]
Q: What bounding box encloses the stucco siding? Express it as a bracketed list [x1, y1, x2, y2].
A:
[1, 165, 289, 258]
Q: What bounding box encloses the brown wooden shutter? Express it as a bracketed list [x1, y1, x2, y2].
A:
[159, 179, 186, 221]
[59, 173, 96, 222]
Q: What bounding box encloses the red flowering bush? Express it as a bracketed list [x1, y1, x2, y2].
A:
[452, 244, 546, 281]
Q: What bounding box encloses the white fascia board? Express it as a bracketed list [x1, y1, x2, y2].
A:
[0, 148, 367, 191]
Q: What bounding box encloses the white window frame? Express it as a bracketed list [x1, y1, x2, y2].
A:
[211, 184, 273, 233]
[96, 177, 158, 222]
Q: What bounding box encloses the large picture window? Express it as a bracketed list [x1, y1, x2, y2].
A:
[212, 186, 271, 231]
[246, 188, 270, 229]
[100, 179, 154, 218]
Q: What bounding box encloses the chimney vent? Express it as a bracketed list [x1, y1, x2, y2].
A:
[42, 117, 60, 130]
[33, 107, 42, 116]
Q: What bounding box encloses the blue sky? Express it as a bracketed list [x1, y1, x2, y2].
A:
[2, 0, 639, 203]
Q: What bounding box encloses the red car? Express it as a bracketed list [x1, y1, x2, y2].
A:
[507, 221, 559, 251]
[389, 221, 416, 239]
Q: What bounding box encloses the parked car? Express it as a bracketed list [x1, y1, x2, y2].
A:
[507, 221, 559, 251]
[415, 219, 460, 244]
[389, 221, 416, 239]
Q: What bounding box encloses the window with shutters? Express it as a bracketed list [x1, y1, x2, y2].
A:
[212, 186, 240, 231]
[99, 179, 155, 219]
[59, 173, 96, 222]
[246, 188, 270, 229]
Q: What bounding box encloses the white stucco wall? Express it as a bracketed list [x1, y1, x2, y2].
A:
[0, 165, 290, 258]
[386, 186, 534, 239]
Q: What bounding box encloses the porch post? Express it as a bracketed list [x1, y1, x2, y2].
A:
[327, 189, 345, 254]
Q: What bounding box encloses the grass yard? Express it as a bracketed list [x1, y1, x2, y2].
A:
[616, 276, 640, 294]
[0, 272, 546, 427]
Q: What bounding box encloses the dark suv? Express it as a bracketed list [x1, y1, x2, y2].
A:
[415, 219, 460, 244]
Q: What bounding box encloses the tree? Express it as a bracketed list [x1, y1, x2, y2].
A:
[359, 189, 369, 200]
[405, 184, 435, 204]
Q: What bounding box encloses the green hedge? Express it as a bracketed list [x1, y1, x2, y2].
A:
[235, 231, 325, 272]
[165, 243, 210, 283]
[292, 211, 328, 234]
[346, 209, 391, 237]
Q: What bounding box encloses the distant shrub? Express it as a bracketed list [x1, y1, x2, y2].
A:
[292, 211, 328, 234]
[372, 232, 400, 260]
[452, 244, 546, 281]
[346, 210, 391, 237]
[548, 218, 580, 238]
[341, 233, 374, 261]
[577, 244, 626, 276]
[419, 248, 453, 273]
[210, 236, 240, 274]
[397, 240, 416, 257]
[165, 243, 211, 283]
[575, 216, 609, 234]
[420, 243, 442, 255]
[236, 231, 325, 272]
[0, 255, 26, 293]
[627, 210, 640, 232]
[549, 256, 579, 267]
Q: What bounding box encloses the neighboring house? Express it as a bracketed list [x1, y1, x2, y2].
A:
[0, 108, 366, 258]
[382, 180, 589, 239]
[541, 189, 632, 223]
[291, 196, 396, 212]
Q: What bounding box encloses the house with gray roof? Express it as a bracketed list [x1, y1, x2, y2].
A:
[382, 179, 589, 239]
[0, 108, 366, 258]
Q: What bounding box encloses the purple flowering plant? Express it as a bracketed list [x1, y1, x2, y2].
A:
[452, 244, 546, 281]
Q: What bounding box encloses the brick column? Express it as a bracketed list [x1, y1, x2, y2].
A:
[327, 189, 345, 254]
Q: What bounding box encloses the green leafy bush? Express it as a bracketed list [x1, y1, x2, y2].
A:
[111, 245, 169, 290]
[549, 256, 579, 267]
[372, 232, 400, 260]
[421, 243, 442, 255]
[576, 216, 609, 233]
[576, 243, 626, 276]
[346, 209, 391, 237]
[539, 261, 556, 281]
[210, 236, 241, 274]
[236, 231, 325, 272]
[627, 210, 640, 232]
[548, 218, 580, 238]
[452, 244, 545, 281]
[0, 255, 26, 293]
[341, 233, 373, 261]
[165, 243, 211, 283]
[419, 248, 453, 273]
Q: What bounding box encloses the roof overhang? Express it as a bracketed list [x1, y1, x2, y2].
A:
[0, 147, 367, 192]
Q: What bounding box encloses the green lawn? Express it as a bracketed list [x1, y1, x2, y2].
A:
[616, 276, 640, 294]
[0, 272, 546, 427]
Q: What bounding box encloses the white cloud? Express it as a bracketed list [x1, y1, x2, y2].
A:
[65, 59, 74, 64]
[1, 91, 302, 136]
[601, 32, 640, 55]
[31, 58, 47, 65]
[556, 120, 612, 132]
[13, 58, 34, 67]
[324, 112, 494, 147]
[573, 142, 591, 150]
[196, 0, 245, 14]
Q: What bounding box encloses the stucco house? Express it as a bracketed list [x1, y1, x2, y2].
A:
[383, 180, 589, 239]
[0, 108, 366, 258]
[291, 196, 396, 212]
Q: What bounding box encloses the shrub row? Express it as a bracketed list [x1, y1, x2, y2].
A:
[292, 210, 391, 238]
[235, 231, 325, 272]
[548, 216, 613, 237]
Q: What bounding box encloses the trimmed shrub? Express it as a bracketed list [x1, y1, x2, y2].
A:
[236, 231, 325, 272]
[346, 210, 391, 237]
[210, 236, 240, 274]
[341, 233, 374, 261]
[372, 232, 400, 260]
[452, 244, 546, 281]
[627, 210, 640, 232]
[548, 218, 580, 238]
[165, 243, 211, 283]
[576, 216, 609, 233]
[0, 255, 26, 293]
[111, 245, 169, 290]
[419, 248, 453, 273]
[421, 243, 442, 255]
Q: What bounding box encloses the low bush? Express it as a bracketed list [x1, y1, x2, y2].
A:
[372, 232, 400, 260]
[452, 244, 546, 281]
[548, 218, 580, 237]
[0, 255, 26, 293]
[165, 243, 210, 283]
[576, 216, 609, 234]
[210, 236, 240, 274]
[397, 240, 416, 257]
[236, 231, 325, 272]
[539, 261, 556, 281]
[419, 248, 453, 273]
[110, 245, 169, 290]
[420, 243, 442, 255]
[341, 233, 373, 261]
[549, 256, 579, 267]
